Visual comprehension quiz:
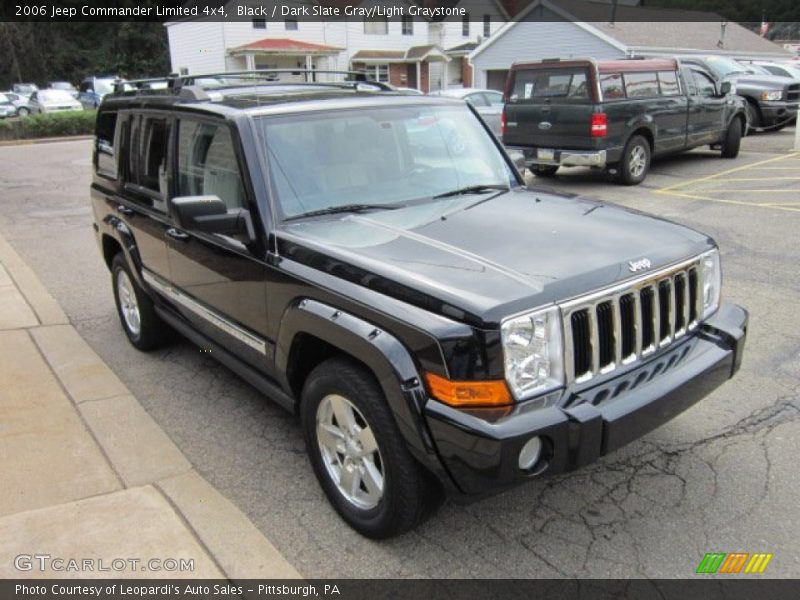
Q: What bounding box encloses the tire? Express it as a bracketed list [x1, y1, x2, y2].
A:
[301, 357, 441, 538]
[744, 100, 760, 134]
[111, 253, 171, 351]
[618, 135, 651, 185]
[17, 107, 29, 117]
[720, 119, 742, 158]
[531, 165, 559, 178]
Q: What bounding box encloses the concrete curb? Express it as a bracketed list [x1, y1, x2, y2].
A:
[0, 135, 93, 147]
[0, 231, 301, 579]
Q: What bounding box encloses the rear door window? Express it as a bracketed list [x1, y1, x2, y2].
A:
[510, 68, 589, 102]
[657, 71, 681, 96]
[623, 72, 660, 98]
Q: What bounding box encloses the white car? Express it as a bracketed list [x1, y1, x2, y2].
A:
[428, 88, 505, 136]
[29, 89, 83, 114]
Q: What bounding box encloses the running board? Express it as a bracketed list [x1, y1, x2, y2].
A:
[155, 305, 296, 413]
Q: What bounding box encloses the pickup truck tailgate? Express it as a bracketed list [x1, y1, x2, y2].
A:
[504, 103, 598, 149]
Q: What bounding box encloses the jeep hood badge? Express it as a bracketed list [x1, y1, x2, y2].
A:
[628, 258, 652, 273]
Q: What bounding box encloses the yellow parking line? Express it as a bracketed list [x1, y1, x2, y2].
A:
[655, 152, 800, 193]
[747, 166, 800, 170]
[707, 177, 800, 181]
[658, 191, 800, 213]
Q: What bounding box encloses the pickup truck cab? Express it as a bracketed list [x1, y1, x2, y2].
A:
[502, 57, 747, 184]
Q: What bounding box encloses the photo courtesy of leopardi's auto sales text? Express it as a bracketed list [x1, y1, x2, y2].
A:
[0, 0, 799, 598]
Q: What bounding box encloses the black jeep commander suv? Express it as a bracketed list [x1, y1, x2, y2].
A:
[91, 70, 747, 538]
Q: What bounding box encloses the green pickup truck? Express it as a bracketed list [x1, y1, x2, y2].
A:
[502, 57, 748, 185]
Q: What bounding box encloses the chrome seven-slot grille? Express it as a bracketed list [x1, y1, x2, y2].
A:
[561, 258, 702, 384]
[787, 83, 799, 103]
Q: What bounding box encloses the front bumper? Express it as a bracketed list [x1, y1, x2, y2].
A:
[424, 302, 747, 497]
[759, 100, 798, 124]
[517, 147, 608, 168]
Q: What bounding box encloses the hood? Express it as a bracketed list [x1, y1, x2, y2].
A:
[726, 73, 799, 88]
[277, 188, 713, 327]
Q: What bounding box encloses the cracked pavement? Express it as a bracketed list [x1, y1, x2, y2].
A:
[0, 131, 798, 577]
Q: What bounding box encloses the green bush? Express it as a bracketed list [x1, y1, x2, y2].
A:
[0, 110, 96, 140]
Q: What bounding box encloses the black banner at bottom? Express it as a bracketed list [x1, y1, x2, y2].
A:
[2, 579, 800, 600]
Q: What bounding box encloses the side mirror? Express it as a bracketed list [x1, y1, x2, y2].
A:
[170, 195, 255, 240]
[719, 81, 732, 96]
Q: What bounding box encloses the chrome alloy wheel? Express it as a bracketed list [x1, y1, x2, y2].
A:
[116, 270, 141, 336]
[316, 394, 384, 510]
[629, 145, 647, 178]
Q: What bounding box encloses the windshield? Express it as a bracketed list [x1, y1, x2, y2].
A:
[702, 56, 752, 78]
[15, 84, 37, 94]
[38, 90, 76, 103]
[260, 104, 517, 220]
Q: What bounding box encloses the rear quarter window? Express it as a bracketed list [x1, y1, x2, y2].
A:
[95, 111, 118, 180]
[510, 67, 590, 102]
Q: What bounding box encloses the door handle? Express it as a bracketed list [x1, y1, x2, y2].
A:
[116, 204, 134, 216]
[166, 228, 190, 241]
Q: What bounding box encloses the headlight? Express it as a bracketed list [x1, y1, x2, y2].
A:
[501, 306, 564, 400]
[699, 249, 722, 319]
[761, 90, 783, 101]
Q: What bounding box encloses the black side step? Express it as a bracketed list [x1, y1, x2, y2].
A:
[155, 306, 296, 413]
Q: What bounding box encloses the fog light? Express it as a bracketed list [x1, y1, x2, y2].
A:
[518, 436, 542, 471]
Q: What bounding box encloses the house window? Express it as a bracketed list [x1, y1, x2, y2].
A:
[483, 15, 491, 37]
[364, 18, 388, 35]
[401, 15, 413, 36]
[252, 18, 266, 29]
[462, 14, 470, 36]
[364, 65, 389, 83]
[285, 18, 298, 31]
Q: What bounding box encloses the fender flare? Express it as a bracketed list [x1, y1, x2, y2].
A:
[275, 298, 455, 488]
[100, 213, 147, 288]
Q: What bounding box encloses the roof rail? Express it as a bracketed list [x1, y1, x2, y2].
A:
[180, 69, 394, 91]
[108, 69, 394, 99]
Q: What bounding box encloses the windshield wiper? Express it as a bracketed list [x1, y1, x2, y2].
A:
[433, 184, 510, 199]
[284, 203, 402, 222]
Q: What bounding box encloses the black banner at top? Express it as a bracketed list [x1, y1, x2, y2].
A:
[2, 0, 799, 23]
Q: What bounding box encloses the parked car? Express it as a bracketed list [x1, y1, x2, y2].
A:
[48, 81, 79, 99]
[78, 76, 120, 109]
[91, 71, 747, 538]
[29, 89, 83, 113]
[679, 55, 799, 131]
[0, 94, 17, 119]
[429, 88, 505, 136]
[3, 92, 32, 116]
[12, 83, 38, 99]
[502, 57, 747, 184]
[743, 60, 800, 81]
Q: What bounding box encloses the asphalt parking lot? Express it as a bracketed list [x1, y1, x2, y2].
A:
[0, 128, 798, 578]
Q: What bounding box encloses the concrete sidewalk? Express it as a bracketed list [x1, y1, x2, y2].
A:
[0, 233, 300, 579]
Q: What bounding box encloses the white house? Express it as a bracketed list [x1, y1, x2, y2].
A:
[469, 0, 794, 90]
[166, 0, 510, 92]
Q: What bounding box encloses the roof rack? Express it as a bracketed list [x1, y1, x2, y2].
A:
[111, 69, 394, 99]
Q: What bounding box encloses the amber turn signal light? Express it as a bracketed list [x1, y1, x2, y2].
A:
[423, 372, 513, 407]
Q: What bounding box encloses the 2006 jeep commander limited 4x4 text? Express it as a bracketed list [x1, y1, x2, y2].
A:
[91, 70, 747, 538]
